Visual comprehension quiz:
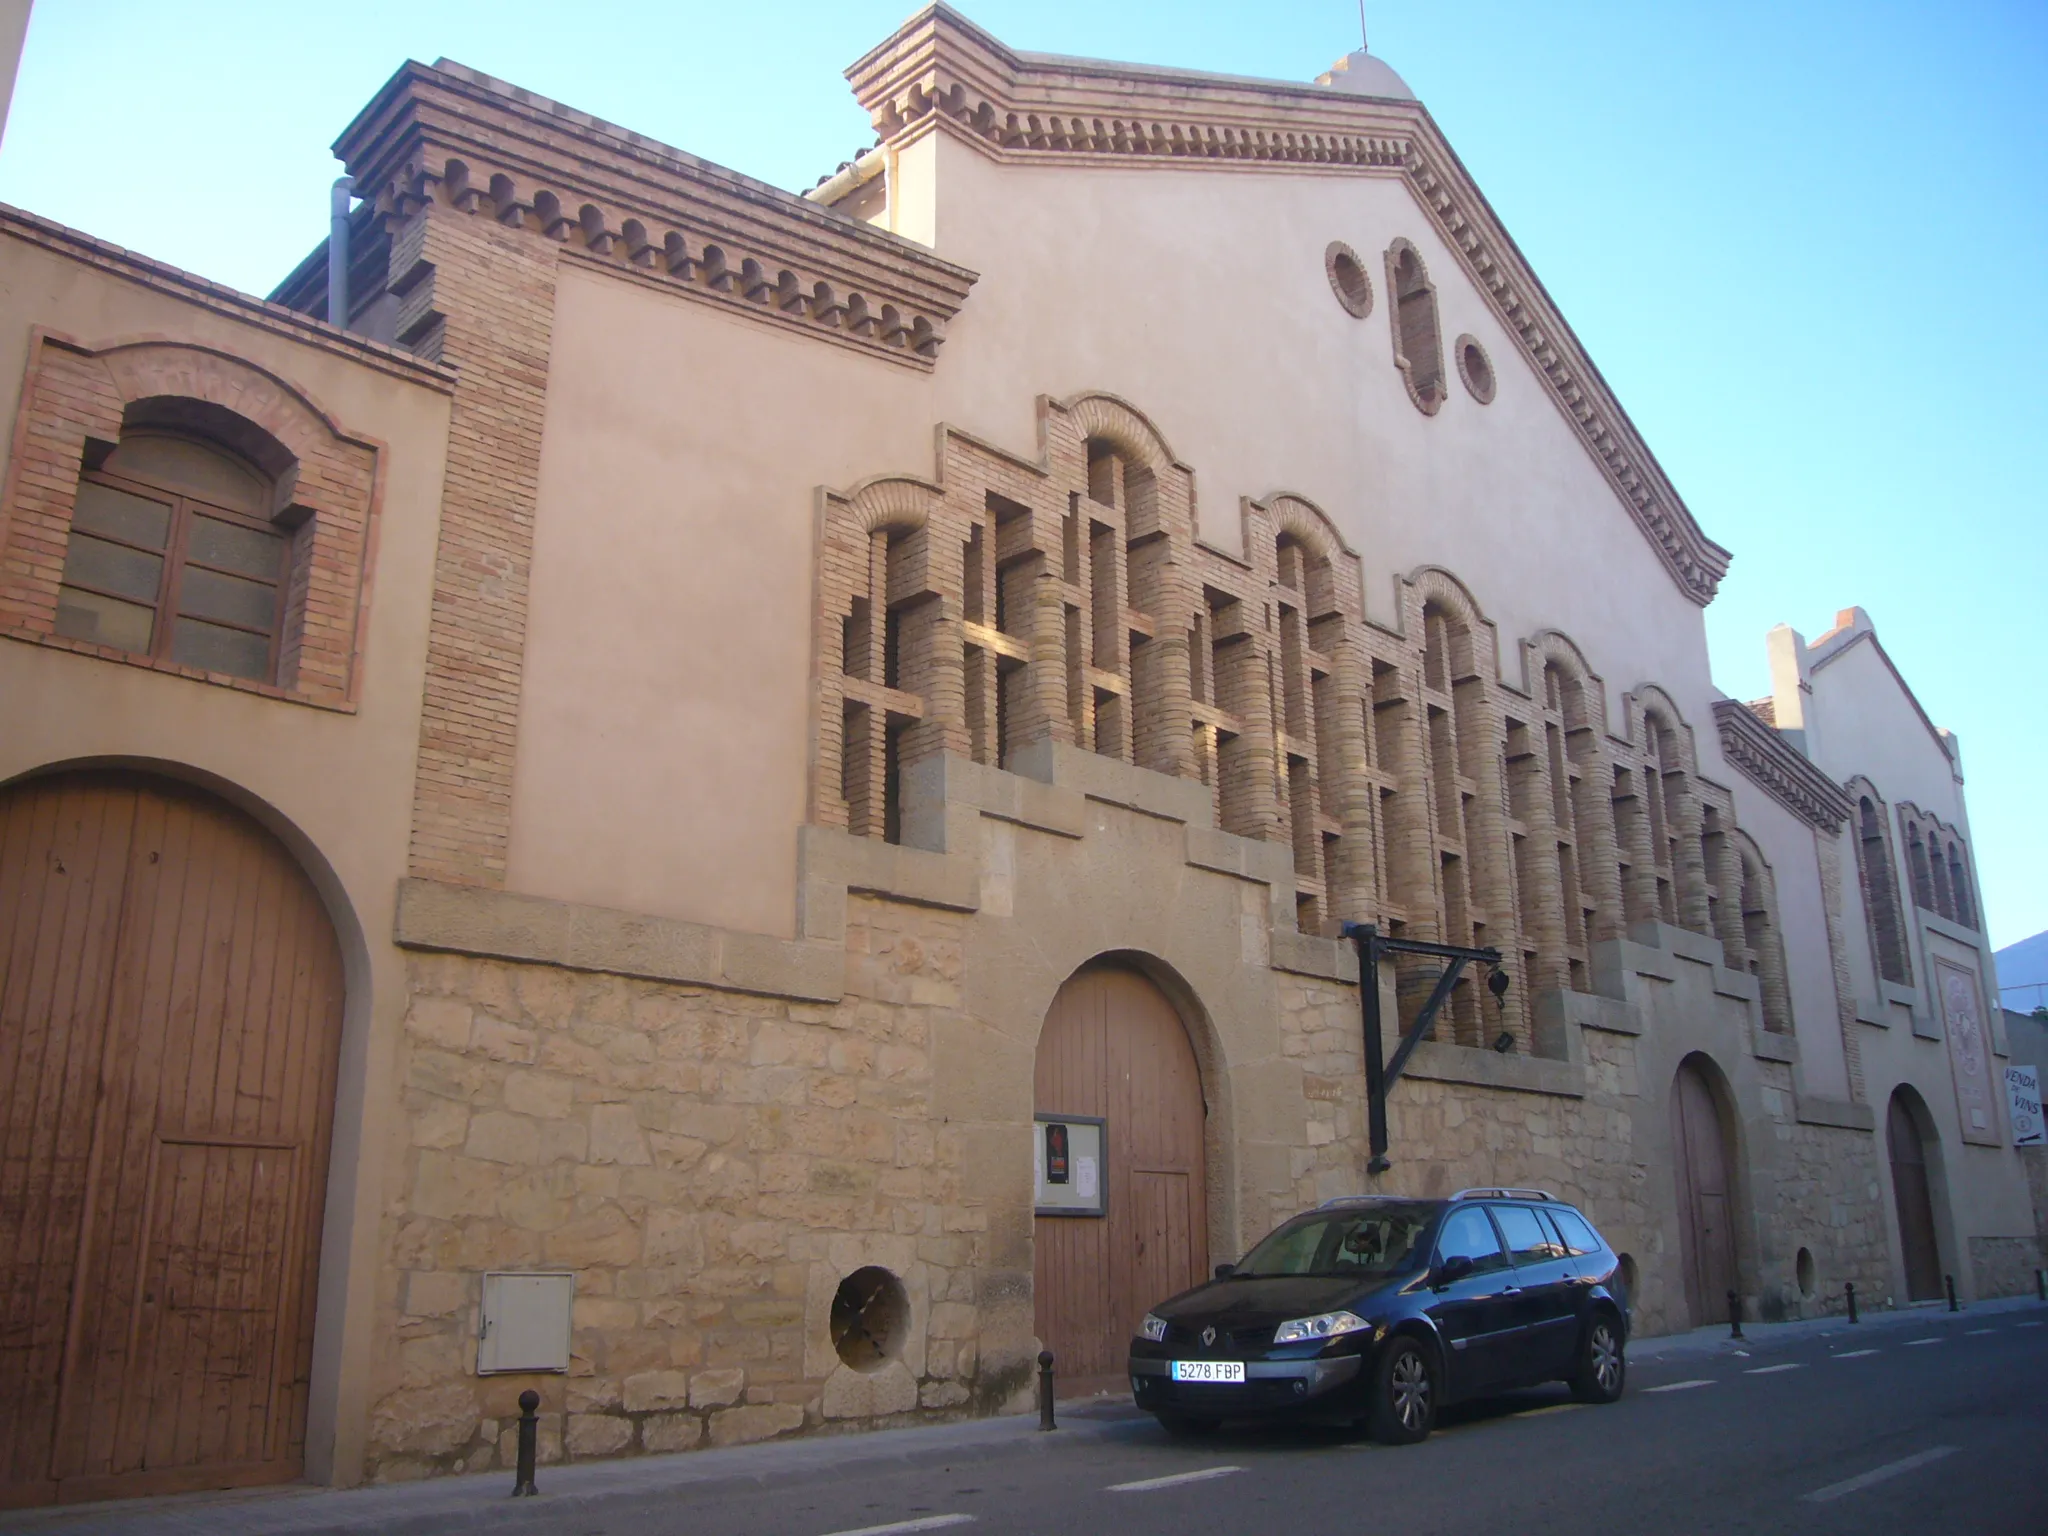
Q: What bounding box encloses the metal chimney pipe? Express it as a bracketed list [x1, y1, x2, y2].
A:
[327, 176, 355, 332]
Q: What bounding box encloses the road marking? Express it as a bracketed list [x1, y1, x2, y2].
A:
[1744, 1363, 1804, 1374]
[2017, 1322, 2042, 1329]
[1903, 1337, 1941, 1347]
[1801, 1446, 1957, 1503]
[1966, 1328, 1994, 1335]
[1108, 1466, 1244, 1493]
[1643, 1379, 1714, 1392]
[1833, 1349, 1879, 1358]
[819, 1518, 976, 1536]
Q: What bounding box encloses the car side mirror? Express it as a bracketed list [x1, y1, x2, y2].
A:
[1432, 1254, 1475, 1287]
[1214, 1263, 1236, 1280]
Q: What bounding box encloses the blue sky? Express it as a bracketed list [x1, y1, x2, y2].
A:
[4, 1, 2042, 950]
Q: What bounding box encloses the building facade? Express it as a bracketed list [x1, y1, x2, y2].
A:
[0, 5, 2037, 1504]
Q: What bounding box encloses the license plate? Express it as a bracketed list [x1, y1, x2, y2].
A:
[1170, 1360, 1246, 1383]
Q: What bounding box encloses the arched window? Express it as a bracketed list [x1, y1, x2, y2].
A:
[1928, 834, 1954, 921]
[1855, 794, 1911, 985]
[55, 430, 291, 682]
[1737, 839, 1793, 1034]
[1945, 843, 1975, 931]
[1386, 240, 1447, 416]
[1906, 825, 1935, 912]
[1274, 531, 1339, 932]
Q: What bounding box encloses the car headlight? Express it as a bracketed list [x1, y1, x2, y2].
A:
[1139, 1313, 1169, 1342]
[1273, 1310, 1371, 1344]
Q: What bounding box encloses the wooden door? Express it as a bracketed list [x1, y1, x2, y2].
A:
[1034, 965, 1207, 1393]
[1887, 1093, 1942, 1301]
[0, 772, 344, 1507]
[1670, 1060, 1737, 1328]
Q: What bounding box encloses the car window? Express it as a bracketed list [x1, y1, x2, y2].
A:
[1237, 1204, 1437, 1278]
[1548, 1207, 1603, 1257]
[1433, 1206, 1510, 1275]
[1491, 1204, 1562, 1264]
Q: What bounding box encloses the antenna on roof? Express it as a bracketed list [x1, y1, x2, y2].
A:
[1358, 0, 1368, 49]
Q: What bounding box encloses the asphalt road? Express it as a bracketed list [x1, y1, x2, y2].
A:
[7, 1306, 2043, 1536]
[641, 1311, 2048, 1536]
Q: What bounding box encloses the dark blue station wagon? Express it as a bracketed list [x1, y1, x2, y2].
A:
[1128, 1188, 1630, 1442]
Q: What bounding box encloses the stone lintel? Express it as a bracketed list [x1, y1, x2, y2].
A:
[1793, 1094, 1876, 1132]
[1400, 1040, 1585, 1100]
[1878, 978, 1920, 1009]
[394, 877, 843, 1001]
[1853, 996, 1889, 1028]
[1751, 1027, 1798, 1064]
[1270, 930, 1357, 983]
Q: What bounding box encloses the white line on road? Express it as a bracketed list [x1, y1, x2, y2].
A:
[1966, 1328, 1995, 1335]
[1833, 1349, 1879, 1358]
[2017, 1322, 2042, 1329]
[1108, 1466, 1244, 1493]
[1801, 1446, 1957, 1503]
[818, 1517, 976, 1536]
[1744, 1363, 1804, 1374]
[1903, 1337, 1941, 1347]
[1643, 1379, 1714, 1393]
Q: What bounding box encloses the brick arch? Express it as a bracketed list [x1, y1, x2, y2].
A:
[1260, 491, 1351, 567]
[1628, 683, 1700, 772]
[839, 475, 941, 536]
[1405, 562, 1489, 635]
[1526, 628, 1610, 733]
[1058, 391, 1180, 478]
[1729, 828, 1794, 1034]
[0, 332, 380, 707]
[91, 340, 361, 464]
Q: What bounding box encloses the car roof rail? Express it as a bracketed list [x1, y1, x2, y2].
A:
[1450, 1187, 1558, 1203]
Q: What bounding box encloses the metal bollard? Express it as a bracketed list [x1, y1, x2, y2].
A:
[512, 1389, 540, 1497]
[1727, 1289, 1744, 1340]
[1845, 1281, 1858, 1324]
[2037, 1267, 2045, 1302]
[1945, 1274, 1958, 1313]
[1037, 1350, 1056, 1431]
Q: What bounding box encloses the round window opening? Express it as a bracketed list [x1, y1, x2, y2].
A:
[830, 1265, 909, 1373]
[1796, 1246, 1816, 1299]
[1325, 241, 1374, 319]
[1455, 334, 1496, 404]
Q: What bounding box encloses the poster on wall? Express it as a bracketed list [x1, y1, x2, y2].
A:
[1034, 1114, 1106, 1216]
[1934, 959, 2002, 1147]
[2007, 1063, 2043, 1148]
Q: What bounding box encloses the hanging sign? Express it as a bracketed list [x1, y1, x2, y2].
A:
[2007, 1063, 2043, 1148]
[1034, 1114, 1107, 1216]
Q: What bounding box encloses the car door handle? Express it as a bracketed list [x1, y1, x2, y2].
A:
[1500, 1286, 1522, 1296]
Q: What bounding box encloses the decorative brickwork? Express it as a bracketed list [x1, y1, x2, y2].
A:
[0, 331, 383, 708]
[1896, 801, 1979, 931]
[841, 6, 1730, 604]
[815, 391, 1785, 1058]
[1712, 697, 1854, 835]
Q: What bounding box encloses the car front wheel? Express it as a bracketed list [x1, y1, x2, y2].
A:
[1369, 1337, 1438, 1444]
[1569, 1314, 1626, 1403]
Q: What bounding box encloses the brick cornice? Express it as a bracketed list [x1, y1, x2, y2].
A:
[844, 5, 1730, 603]
[333, 61, 977, 370]
[1713, 698, 1852, 835]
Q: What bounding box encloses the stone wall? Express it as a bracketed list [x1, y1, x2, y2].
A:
[369, 894, 1014, 1482]
[1968, 1235, 2044, 1300]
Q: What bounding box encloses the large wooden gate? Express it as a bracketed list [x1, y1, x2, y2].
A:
[1671, 1057, 1738, 1328]
[1033, 964, 1207, 1394]
[0, 771, 344, 1506]
[1887, 1091, 1943, 1301]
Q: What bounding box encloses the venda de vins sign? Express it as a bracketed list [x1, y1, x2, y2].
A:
[2007, 1063, 2043, 1148]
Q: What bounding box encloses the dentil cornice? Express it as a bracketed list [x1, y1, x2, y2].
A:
[845, 4, 1731, 603]
[1713, 699, 1853, 835]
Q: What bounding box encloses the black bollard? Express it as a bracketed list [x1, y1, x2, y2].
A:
[1945, 1274, 1958, 1313]
[512, 1389, 539, 1497]
[2037, 1268, 2045, 1302]
[1727, 1289, 1744, 1340]
[1845, 1281, 1858, 1324]
[1038, 1350, 1056, 1431]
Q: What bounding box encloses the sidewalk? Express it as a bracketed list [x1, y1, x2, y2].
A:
[7, 1294, 2042, 1536]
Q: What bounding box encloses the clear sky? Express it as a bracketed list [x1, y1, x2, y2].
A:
[3, 0, 2041, 949]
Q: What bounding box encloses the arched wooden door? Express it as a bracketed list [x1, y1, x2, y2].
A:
[1671, 1059, 1738, 1328]
[1034, 964, 1207, 1394]
[0, 771, 344, 1507]
[1887, 1092, 1943, 1301]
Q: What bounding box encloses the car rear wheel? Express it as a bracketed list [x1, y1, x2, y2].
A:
[1369, 1338, 1437, 1444]
[1154, 1410, 1219, 1438]
[1569, 1314, 1626, 1403]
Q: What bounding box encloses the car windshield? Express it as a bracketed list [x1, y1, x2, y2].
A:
[1235, 1203, 1438, 1279]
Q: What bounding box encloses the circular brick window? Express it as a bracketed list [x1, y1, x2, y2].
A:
[1455, 334, 1496, 403]
[1796, 1246, 1816, 1299]
[1325, 241, 1373, 319]
[830, 1266, 909, 1372]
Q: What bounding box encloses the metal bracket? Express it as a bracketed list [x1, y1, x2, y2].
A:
[1342, 922, 1506, 1174]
